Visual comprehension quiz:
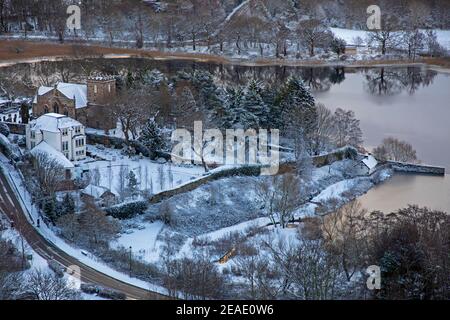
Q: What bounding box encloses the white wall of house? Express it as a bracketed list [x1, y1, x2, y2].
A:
[26, 114, 86, 162]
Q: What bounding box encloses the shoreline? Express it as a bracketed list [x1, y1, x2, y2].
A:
[1, 39, 450, 73]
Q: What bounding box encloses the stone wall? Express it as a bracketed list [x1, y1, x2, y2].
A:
[387, 161, 446, 176]
[4, 122, 26, 135]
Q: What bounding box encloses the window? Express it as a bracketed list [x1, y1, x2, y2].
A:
[31, 142, 35, 149]
[30, 131, 36, 139]
[94, 85, 98, 94]
[75, 126, 81, 134]
[108, 84, 111, 92]
[62, 128, 68, 136]
[76, 139, 84, 148]
[62, 141, 69, 151]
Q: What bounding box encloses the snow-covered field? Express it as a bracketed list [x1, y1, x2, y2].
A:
[114, 159, 392, 265]
[331, 28, 450, 50]
[1, 144, 393, 296]
[0, 155, 169, 295]
[83, 145, 206, 196]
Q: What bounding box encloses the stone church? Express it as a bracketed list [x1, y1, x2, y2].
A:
[32, 75, 117, 131]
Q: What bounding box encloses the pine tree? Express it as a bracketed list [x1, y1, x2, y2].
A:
[275, 76, 317, 136]
[142, 69, 166, 88]
[139, 118, 166, 152]
[43, 196, 58, 224]
[61, 193, 75, 216]
[222, 87, 243, 128]
[127, 171, 138, 196]
[240, 80, 269, 129]
[191, 70, 225, 122]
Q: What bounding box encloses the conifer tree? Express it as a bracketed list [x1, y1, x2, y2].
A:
[139, 118, 166, 152]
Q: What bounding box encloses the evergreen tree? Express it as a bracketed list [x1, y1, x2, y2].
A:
[43, 196, 58, 224]
[139, 118, 166, 152]
[222, 87, 243, 129]
[142, 69, 166, 88]
[275, 76, 317, 137]
[191, 70, 225, 122]
[127, 171, 138, 196]
[240, 80, 269, 129]
[60, 193, 75, 216]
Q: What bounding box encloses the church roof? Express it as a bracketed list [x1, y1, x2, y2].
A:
[34, 82, 88, 109]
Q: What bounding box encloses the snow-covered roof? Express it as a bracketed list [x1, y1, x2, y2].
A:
[31, 113, 83, 133]
[34, 83, 88, 109]
[362, 154, 378, 170]
[81, 184, 115, 198]
[31, 141, 75, 169]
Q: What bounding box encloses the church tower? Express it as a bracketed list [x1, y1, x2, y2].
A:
[87, 74, 116, 105]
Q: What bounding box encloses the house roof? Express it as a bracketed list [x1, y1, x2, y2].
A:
[31, 113, 83, 133]
[81, 184, 116, 198]
[362, 154, 378, 170]
[34, 82, 88, 109]
[30, 141, 75, 169]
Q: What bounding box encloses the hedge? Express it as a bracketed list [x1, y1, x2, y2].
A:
[105, 201, 148, 219]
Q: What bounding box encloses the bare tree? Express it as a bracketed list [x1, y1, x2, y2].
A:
[311, 103, 335, 154]
[89, 167, 101, 186]
[111, 86, 155, 142]
[24, 269, 80, 300]
[331, 108, 363, 148]
[161, 253, 227, 300]
[297, 19, 332, 57]
[78, 199, 120, 247]
[367, 18, 401, 55]
[321, 201, 367, 282]
[373, 137, 418, 163]
[401, 28, 425, 61]
[116, 165, 129, 201]
[31, 152, 65, 197]
[256, 174, 301, 228]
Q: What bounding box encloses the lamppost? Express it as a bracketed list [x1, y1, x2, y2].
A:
[129, 246, 132, 277]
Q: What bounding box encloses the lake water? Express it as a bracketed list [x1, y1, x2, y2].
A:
[312, 68, 450, 214]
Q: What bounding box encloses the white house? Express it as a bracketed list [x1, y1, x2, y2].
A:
[355, 154, 378, 175]
[26, 113, 87, 168]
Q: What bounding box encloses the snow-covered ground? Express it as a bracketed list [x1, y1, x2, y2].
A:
[331, 27, 450, 50]
[0, 155, 169, 296]
[1, 144, 393, 296]
[83, 145, 206, 196]
[113, 159, 393, 265]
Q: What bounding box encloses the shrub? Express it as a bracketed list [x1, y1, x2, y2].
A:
[105, 201, 148, 219]
[0, 123, 10, 137]
[80, 284, 126, 300]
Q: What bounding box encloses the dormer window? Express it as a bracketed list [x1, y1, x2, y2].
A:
[75, 126, 81, 134]
[62, 128, 68, 136]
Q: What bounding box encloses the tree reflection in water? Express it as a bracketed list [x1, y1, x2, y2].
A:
[363, 67, 437, 96]
[0, 58, 438, 98]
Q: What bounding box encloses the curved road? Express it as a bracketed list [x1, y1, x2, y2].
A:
[0, 169, 168, 300]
